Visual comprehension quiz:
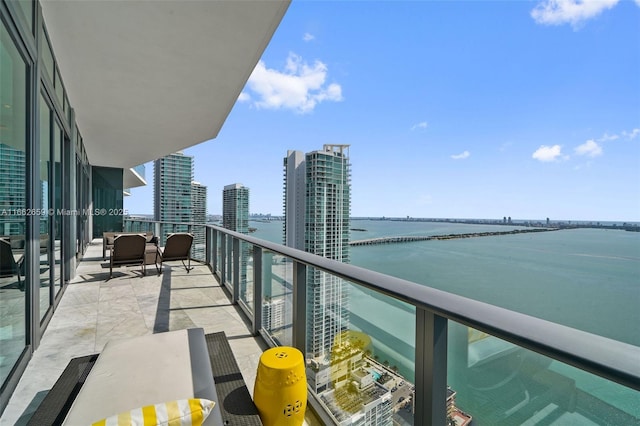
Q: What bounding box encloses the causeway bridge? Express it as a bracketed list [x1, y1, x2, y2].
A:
[350, 228, 558, 246]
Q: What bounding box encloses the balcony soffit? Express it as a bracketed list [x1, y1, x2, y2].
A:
[40, 0, 290, 170]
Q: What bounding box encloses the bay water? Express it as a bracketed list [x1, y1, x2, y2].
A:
[251, 219, 640, 422]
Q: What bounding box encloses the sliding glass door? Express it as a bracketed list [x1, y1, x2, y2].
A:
[0, 16, 28, 393]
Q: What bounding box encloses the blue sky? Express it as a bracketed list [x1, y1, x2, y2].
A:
[124, 0, 640, 222]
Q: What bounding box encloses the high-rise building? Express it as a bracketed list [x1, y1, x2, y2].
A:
[283, 145, 392, 425]
[154, 152, 194, 233]
[283, 144, 352, 383]
[191, 182, 207, 225]
[191, 181, 207, 258]
[262, 296, 286, 332]
[223, 183, 250, 300]
[301, 145, 351, 358]
[283, 150, 306, 249]
[222, 183, 249, 233]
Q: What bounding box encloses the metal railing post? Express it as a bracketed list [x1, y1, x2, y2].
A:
[252, 246, 263, 335]
[233, 238, 240, 303]
[220, 233, 226, 287]
[415, 308, 448, 426]
[292, 261, 306, 354]
[212, 229, 218, 274]
[205, 227, 211, 267]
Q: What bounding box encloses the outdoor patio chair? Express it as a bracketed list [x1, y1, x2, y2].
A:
[157, 233, 193, 273]
[0, 238, 25, 289]
[109, 234, 146, 278]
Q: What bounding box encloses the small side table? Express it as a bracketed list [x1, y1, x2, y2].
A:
[144, 245, 159, 273]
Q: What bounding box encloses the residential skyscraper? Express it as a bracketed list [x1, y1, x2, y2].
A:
[285, 145, 391, 424]
[191, 181, 207, 258]
[283, 150, 306, 249]
[191, 182, 207, 225]
[283, 144, 351, 367]
[154, 152, 193, 233]
[223, 183, 250, 302]
[222, 183, 249, 233]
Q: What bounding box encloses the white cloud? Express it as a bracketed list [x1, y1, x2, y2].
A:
[303, 33, 315, 42]
[532, 144, 564, 162]
[237, 92, 250, 102]
[622, 128, 640, 140]
[531, 0, 619, 28]
[598, 132, 619, 142]
[245, 52, 343, 114]
[575, 139, 603, 157]
[411, 121, 428, 131]
[451, 150, 470, 160]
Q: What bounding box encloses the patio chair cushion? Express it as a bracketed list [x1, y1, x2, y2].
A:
[10, 239, 24, 250]
[90, 398, 215, 426]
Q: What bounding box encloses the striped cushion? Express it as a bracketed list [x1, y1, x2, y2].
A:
[91, 398, 215, 426]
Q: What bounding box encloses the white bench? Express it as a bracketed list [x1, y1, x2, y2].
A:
[62, 328, 223, 425]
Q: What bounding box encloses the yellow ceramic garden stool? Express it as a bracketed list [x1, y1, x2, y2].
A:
[254, 346, 307, 425]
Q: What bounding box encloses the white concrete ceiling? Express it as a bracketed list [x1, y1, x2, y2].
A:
[40, 0, 290, 170]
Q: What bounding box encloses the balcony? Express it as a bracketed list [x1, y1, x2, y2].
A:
[0, 241, 285, 424]
[1, 220, 639, 425]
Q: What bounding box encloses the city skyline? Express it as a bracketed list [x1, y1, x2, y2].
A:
[124, 0, 640, 222]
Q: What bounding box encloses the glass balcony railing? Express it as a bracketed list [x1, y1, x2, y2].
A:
[124, 219, 640, 425]
[132, 164, 146, 180]
[124, 219, 207, 262]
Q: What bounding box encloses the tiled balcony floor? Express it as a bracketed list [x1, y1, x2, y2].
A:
[0, 240, 319, 425]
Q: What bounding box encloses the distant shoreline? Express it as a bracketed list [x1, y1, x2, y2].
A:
[124, 215, 640, 232]
[354, 217, 640, 231]
[350, 228, 559, 246]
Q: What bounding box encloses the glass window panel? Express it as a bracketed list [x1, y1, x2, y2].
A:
[16, 0, 33, 33]
[191, 224, 205, 262]
[225, 236, 233, 288]
[0, 20, 27, 389]
[239, 241, 253, 311]
[447, 321, 640, 425]
[54, 69, 63, 107]
[261, 251, 292, 346]
[91, 166, 123, 238]
[40, 27, 53, 84]
[64, 94, 70, 125]
[306, 277, 401, 424]
[39, 95, 51, 320]
[75, 127, 81, 152]
[76, 157, 81, 256]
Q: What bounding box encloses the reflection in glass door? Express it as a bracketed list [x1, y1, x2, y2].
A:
[76, 156, 81, 258]
[53, 121, 62, 294]
[0, 19, 28, 392]
[39, 95, 51, 321]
